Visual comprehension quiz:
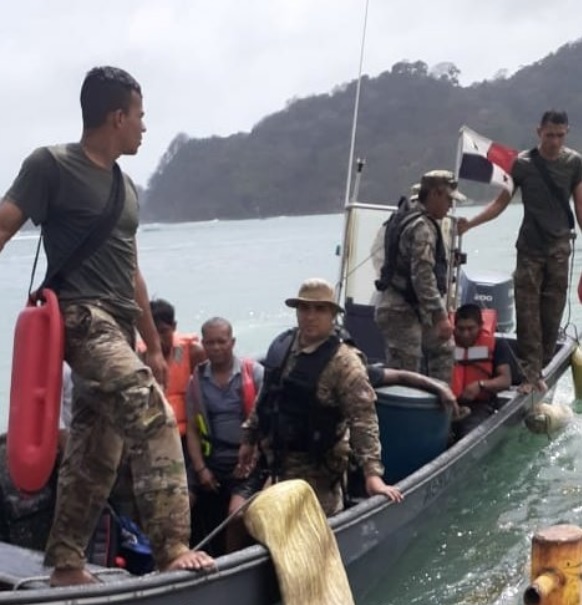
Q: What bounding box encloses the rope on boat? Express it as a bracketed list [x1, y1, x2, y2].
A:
[191, 492, 259, 553]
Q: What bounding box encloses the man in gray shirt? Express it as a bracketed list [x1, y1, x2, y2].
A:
[186, 317, 264, 553]
[458, 110, 582, 392]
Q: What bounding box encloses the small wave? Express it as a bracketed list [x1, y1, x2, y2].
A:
[139, 223, 163, 232]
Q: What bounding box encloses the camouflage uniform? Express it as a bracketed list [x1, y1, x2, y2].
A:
[514, 239, 571, 381]
[4, 135, 193, 572]
[242, 336, 384, 516]
[511, 147, 582, 383]
[44, 303, 191, 570]
[374, 202, 453, 383]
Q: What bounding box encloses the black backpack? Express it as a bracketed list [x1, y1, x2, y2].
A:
[374, 197, 421, 294]
[374, 198, 447, 303]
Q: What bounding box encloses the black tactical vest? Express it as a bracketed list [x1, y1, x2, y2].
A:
[257, 329, 343, 459]
[375, 208, 448, 304]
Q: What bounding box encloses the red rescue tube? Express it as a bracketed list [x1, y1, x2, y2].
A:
[7, 289, 64, 493]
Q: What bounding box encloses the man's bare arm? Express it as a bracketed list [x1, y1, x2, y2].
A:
[458, 189, 512, 235]
[382, 368, 451, 399]
[133, 252, 166, 387]
[0, 200, 27, 252]
[482, 363, 512, 394]
[134, 267, 162, 355]
[573, 181, 582, 232]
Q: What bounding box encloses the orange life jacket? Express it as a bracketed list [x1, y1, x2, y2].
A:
[137, 332, 199, 436]
[451, 309, 496, 401]
[166, 333, 199, 436]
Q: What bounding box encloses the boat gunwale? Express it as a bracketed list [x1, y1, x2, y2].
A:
[329, 333, 576, 532]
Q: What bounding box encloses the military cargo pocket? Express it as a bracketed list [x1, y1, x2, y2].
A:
[118, 378, 172, 440]
[62, 304, 94, 362]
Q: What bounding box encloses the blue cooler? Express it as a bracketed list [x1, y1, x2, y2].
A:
[375, 385, 452, 484]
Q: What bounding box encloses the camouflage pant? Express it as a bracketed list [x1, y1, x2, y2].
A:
[375, 305, 454, 384]
[514, 241, 570, 383]
[44, 303, 191, 570]
[278, 456, 345, 517]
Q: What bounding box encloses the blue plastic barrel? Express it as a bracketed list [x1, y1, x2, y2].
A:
[375, 385, 451, 484]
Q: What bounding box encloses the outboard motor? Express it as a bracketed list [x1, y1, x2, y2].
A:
[458, 268, 514, 333]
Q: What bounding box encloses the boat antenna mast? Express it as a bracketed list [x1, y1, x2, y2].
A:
[336, 0, 370, 305]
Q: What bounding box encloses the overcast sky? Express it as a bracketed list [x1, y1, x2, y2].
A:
[1, 0, 580, 190]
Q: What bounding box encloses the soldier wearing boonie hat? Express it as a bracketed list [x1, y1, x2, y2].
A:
[284, 277, 344, 313]
[239, 277, 403, 516]
[373, 169, 458, 384]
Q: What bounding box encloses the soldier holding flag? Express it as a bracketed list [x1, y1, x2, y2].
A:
[457, 110, 582, 393]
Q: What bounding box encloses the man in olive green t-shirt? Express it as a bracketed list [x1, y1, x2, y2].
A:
[0, 66, 214, 586]
[458, 110, 582, 392]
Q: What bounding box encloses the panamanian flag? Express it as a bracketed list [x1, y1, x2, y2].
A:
[456, 126, 518, 192]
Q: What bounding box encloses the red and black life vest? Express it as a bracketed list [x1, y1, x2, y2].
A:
[451, 309, 496, 401]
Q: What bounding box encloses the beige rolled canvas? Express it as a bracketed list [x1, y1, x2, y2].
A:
[244, 479, 355, 605]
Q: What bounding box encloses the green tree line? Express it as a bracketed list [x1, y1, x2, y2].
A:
[143, 39, 582, 222]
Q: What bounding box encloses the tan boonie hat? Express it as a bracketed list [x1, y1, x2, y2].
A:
[285, 278, 344, 313]
[420, 169, 465, 201]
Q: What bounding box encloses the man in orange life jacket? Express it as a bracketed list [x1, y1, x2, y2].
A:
[452, 304, 511, 439]
[186, 317, 264, 553]
[149, 298, 205, 443]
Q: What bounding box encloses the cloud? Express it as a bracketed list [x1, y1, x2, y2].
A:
[0, 0, 579, 191]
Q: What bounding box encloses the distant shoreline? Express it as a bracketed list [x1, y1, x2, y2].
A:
[19, 200, 522, 230]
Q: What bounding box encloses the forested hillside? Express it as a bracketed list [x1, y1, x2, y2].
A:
[143, 39, 582, 222]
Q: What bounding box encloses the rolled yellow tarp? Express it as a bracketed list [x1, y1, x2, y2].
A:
[571, 344, 582, 400]
[244, 479, 355, 605]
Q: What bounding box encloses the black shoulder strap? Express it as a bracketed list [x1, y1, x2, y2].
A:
[41, 162, 126, 291]
[424, 213, 446, 249]
[264, 328, 296, 370]
[529, 147, 575, 230]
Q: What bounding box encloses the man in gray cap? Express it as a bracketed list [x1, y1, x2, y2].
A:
[374, 170, 462, 383]
[237, 278, 403, 516]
